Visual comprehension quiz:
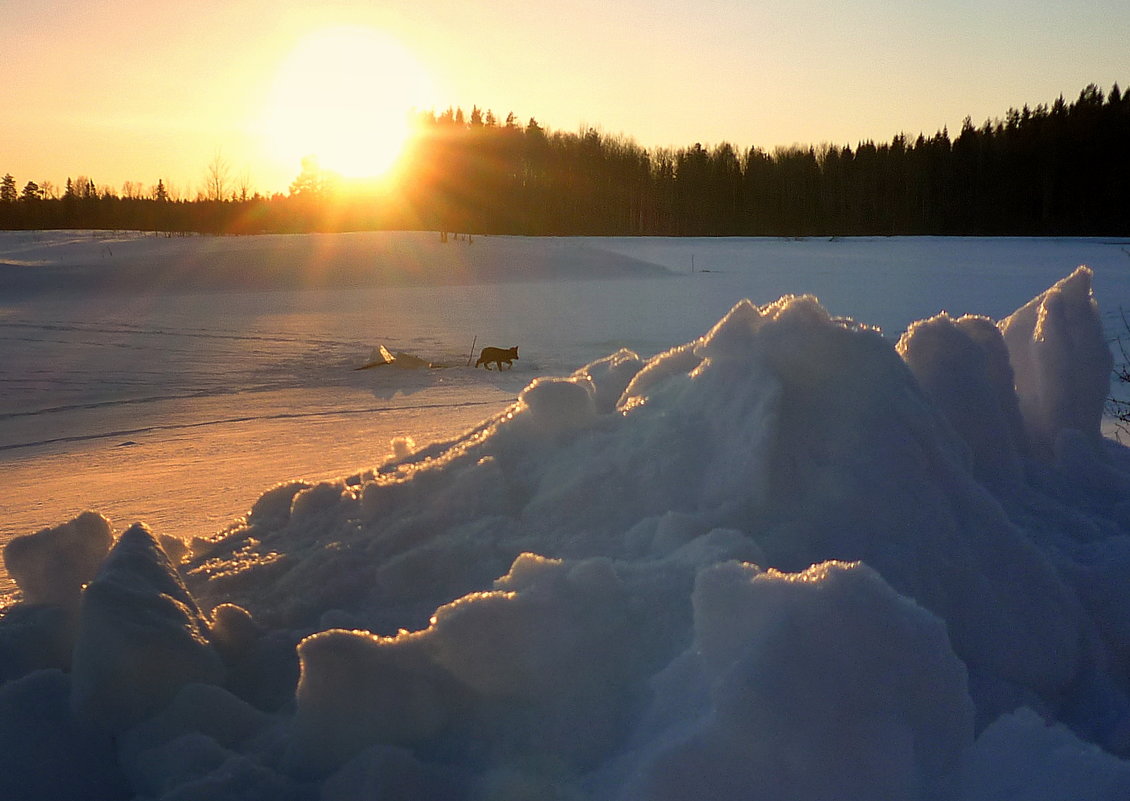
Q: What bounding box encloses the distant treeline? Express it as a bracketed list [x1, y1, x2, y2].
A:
[2, 83, 1128, 236]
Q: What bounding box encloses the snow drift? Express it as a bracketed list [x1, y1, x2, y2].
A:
[4, 265, 1130, 800]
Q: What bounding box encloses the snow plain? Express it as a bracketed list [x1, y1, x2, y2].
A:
[2, 229, 1130, 800]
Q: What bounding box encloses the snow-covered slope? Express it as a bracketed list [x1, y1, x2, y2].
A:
[0, 230, 668, 294]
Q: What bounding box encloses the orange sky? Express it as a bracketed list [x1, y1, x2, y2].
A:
[3, 0, 1127, 196]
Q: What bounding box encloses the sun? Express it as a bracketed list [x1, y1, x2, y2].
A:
[260, 26, 434, 182]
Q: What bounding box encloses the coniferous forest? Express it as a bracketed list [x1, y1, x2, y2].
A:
[1, 83, 1127, 237]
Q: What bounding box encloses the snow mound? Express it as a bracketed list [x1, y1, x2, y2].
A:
[1, 268, 1128, 799]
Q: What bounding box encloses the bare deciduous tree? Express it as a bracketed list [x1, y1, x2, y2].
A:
[204, 150, 231, 202]
[236, 170, 254, 202]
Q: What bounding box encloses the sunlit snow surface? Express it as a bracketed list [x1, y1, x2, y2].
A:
[3, 230, 1130, 800]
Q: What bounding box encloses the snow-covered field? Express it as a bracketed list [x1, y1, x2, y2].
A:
[2, 230, 1130, 800]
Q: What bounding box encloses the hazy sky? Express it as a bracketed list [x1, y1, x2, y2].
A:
[3, 0, 1127, 195]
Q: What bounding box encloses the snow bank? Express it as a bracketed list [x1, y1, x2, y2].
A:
[1, 267, 1129, 799]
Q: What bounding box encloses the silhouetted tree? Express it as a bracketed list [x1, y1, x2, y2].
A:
[3, 83, 1128, 236]
[0, 174, 16, 203]
[204, 151, 231, 203]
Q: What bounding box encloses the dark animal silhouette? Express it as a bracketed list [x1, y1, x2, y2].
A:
[476, 346, 519, 370]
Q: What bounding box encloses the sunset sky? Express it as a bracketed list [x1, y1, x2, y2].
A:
[3, 0, 1127, 196]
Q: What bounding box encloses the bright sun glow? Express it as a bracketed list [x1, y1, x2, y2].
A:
[260, 26, 434, 181]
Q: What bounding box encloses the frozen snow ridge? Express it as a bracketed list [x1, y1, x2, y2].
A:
[3, 267, 1130, 800]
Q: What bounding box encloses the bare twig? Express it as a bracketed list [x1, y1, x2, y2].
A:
[1108, 306, 1130, 443]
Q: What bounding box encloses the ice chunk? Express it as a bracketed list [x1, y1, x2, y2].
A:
[3, 511, 113, 610]
[999, 266, 1113, 453]
[70, 523, 224, 731]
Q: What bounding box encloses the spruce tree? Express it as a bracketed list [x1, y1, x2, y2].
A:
[0, 174, 16, 202]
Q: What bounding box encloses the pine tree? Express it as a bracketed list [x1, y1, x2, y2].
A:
[0, 174, 16, 202]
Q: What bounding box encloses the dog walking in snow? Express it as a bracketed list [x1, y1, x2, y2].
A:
[476, 346, 519, 370]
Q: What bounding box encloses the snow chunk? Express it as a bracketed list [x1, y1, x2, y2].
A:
[118, 682, 273, 766]
[125, 732, 301, 801]
[898, 313, 1025, 484]
[573, 347, 644, 414]
[999, 266, 1112, 453]
[0, 602, 73, 680]
[290, 480, 352, 525]
[321, 744, 463, 801]
[0, 669, 128, 801]
[288, 628, 450, 776]
[288, 550, 699, 781]
[428, 552, 628, 700]
[618, 340, 701, 408]
[959, 707, 1130, 801]
[117, 682, 279, 798]
[390, 435, 416, 459]
[247, 480, 313, 529]
[70, 523, 224, 731]
[621, 561, 973, 801]
[3, 511, 113, 610]
[515, 376, 597, 436]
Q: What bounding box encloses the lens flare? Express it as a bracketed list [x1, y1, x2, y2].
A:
[260, 26, 434, 181]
